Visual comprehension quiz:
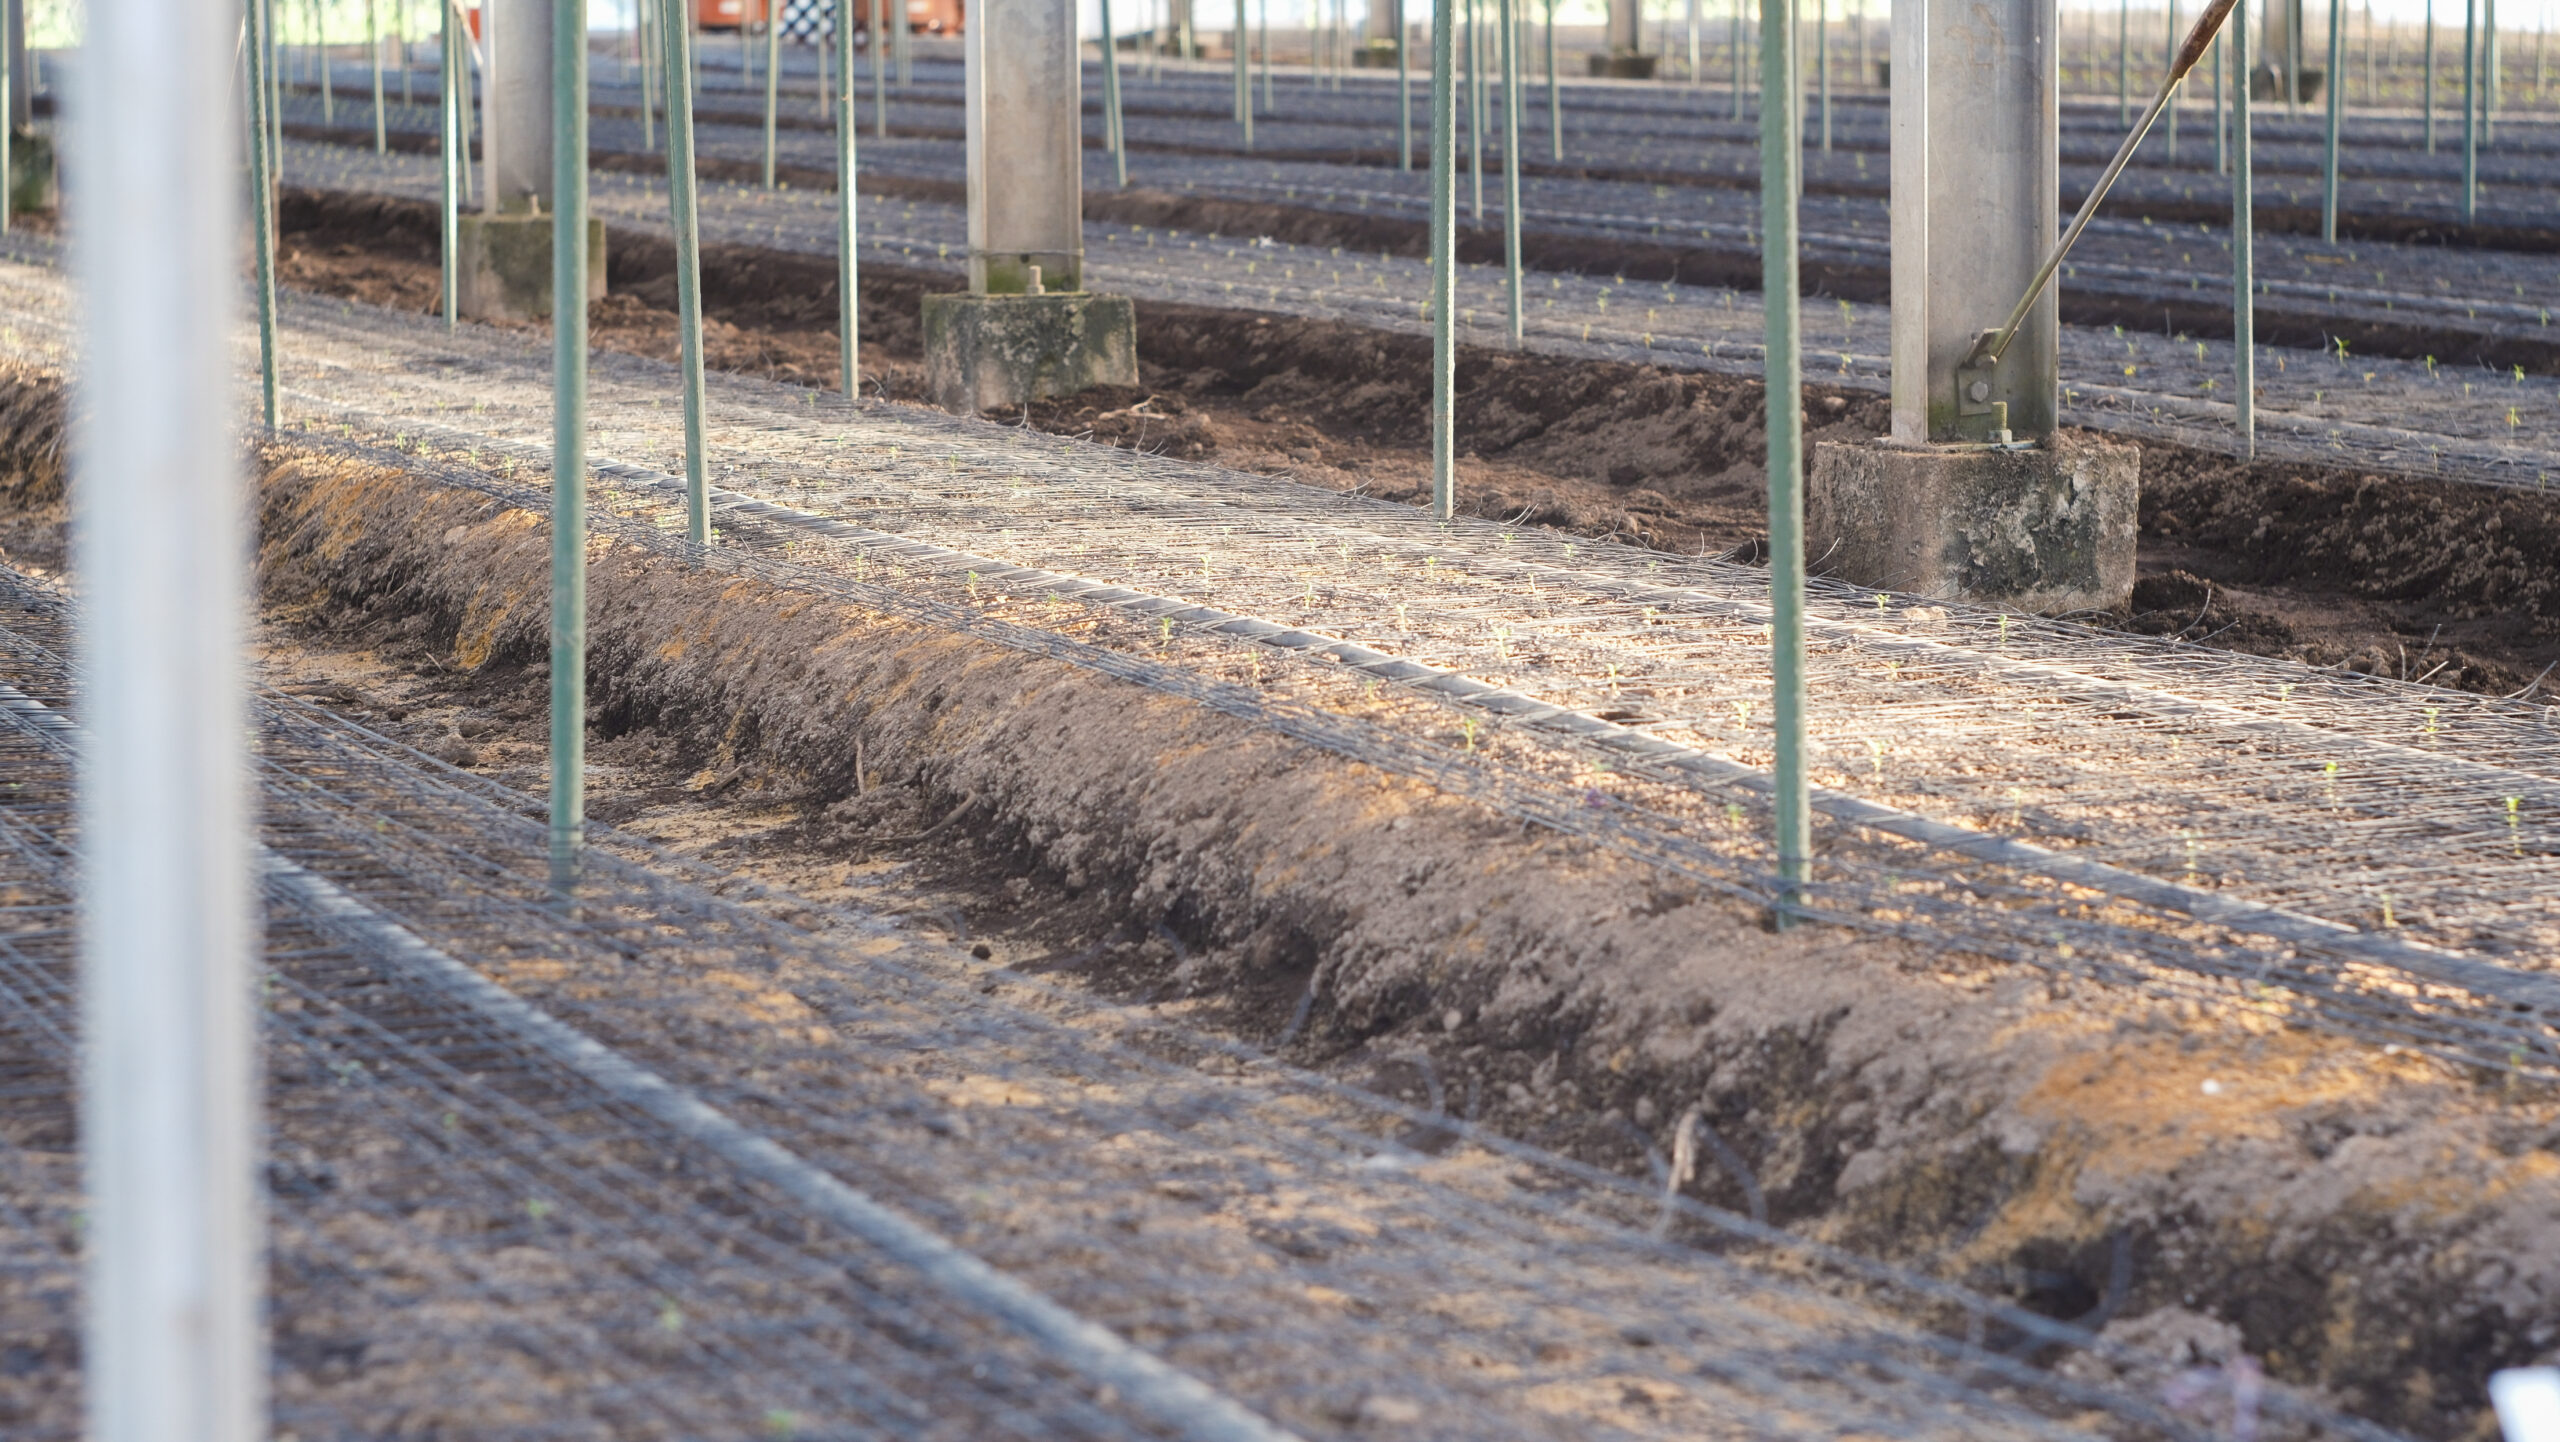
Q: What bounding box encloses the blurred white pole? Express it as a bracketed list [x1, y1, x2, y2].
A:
[73, 1, 261, 1442]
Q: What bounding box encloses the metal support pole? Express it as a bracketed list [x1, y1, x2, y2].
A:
[552, 0, 592, 893]
[2484, 0, 2495, 139]
[2233, 0, 2253, 456]
[320, 0, 337, 127]
[2214, 28, 2225, 170]
[2166, 0, 2180, 159]
[2463, 0, 2477, 216]
[873, 0, 887, 134]
[405, 0, 416, 104]
[440, 0, 458, 327]
[1257, 0, 1269, 109]
[1758, 0, 1805, 922]
[77, 0, 263, 1422]
[1102, 0, 1128, 184]
[2119, 0, 2131, 122]
[660, 0, 710, 540]
[1501, 0, 1521, 345]
[1730, 0, 1742, 115]
[763, 6, 780, 186]
[1, 0, 12, 233]
[1234, 0, 1246, 119]
[895, 0, 910, 85]
[2322, 0, 2342, 238]
[269, 0, 285, 185]
[640, 0, 656, 147]
[1815, 0, 1827, 148]
[250, 0, 282, 424]
[1545, 0, 1560, 158]
[838, 0, 860, 393]
[1466, 0, 1481, 220]
[372, 0, 389, 150]
[1429, 0, 1455, 520]
[1400, 0, 1414, 168]
[2425, 0, 2435, 149]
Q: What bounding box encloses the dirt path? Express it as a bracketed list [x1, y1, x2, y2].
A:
[278, 185, 2560, 696]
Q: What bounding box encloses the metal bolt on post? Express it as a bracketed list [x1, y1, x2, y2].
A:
[1429, 0, 1456, 520]
[1102, 0, 1128, 185]
[1501, 0, 1522, 345]
[553, 0, 594, 894]
[660, 0, 711, 542]
[1758, 0, 1806, 923]
[2233, 0, 2254, 457]
[837, 0, 860, 394]
[2323, 0, 2343, 239]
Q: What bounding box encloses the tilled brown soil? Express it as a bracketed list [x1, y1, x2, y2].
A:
[275, 185, 2560, 697]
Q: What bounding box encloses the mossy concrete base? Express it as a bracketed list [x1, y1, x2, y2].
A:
[7, 129, 54, 217]
[922, 292, 1139, 415]
[1587, 52, 1658, 78]
[454, 213, 607, 324]
[1807, 434, 2139, 614]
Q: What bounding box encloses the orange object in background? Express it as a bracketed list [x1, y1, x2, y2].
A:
[696, 0, 768, 28]
[463, 4, 480, 38]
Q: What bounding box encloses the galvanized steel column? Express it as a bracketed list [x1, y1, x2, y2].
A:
[1501, 0, 1521, 344]
[763, 2, 781, 186]
[1887, 0, 2060, 444]
[440, 0, 459, 326]
[968, 0, 1085, 292]
[660, 0, 709, 534]
[2462, 0, 2477, 218]
[486, 0, 554, 211]
[552, 0, 592, 891]
[2232, 0, 2253, 455]
[2322, 0, 2342, 239]
[1759, 0, 1806, 918]
[1101, 0, 1128, 185]
[75, 0, 262, 1428]
[251, 0, 282, 419]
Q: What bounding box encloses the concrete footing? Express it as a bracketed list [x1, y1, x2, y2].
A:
[7, 129, 52, 215]
[1587, 52, 1658, 78]
[453, 213, 607, 324]
[1807, 434, 2140, 614]
[922, 292, 1139, 415]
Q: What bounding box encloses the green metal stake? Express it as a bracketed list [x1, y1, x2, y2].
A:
[270, 0, 286, 184]
[2323, 0, 2343, 239]
[2233, 2, 2253, 457]
[762, 6, 780, 187]
[1234, 0, 1247, 123]
[1757, 0, 1805, 922]
[370, 0, 387, 151]
[837, 0, 859, 394]
[2425, 0, 2436, 151]
[2119, 0, 2130, 124]
[1466, 0, 1481, 221]
[552, 0, 592, 894]
[1545, 0, 1560, 159]
[2213, 29, 2225, 172]
[1429, 0, 1455, 521]
[2166, 0, 2179, 160]
[250, 0, 281, 426]
[1, 0, 12, 233]
[1400, 0, 1413, 170]
[1730, 0, 1743, 119]
[319, 0, 336, 128]
[661, 0, 710, 542]
[1815, 0, 1827, 150]
[1258, 0, 1269, 111]
[1102, 0, 1127, 184]
[2463, 0, 2477, 218]
[439, 0, 457, 328]
[872, 0, 886, 135]
[1501, 0, 1521, 345]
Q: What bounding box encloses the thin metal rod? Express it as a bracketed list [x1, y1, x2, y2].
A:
[553, 0, 593, 893]
[1235, 0, 1247, 121]
[2463, 0, 2478, 217]
[837, 0, 859, 395]
[1401, 0, 1415, 169]
[1501, 0, 1521, 345]
[660, 0, 711, 541]
[2166, 0, 2179, 159]
[250, 0, 282, 424]
[2323, 0, 2343, 239]
[1757, 0, 1804, 922]
[2118, 0, 2130, 122]
[1730, 0, 1743, 118]
[371, 0, 388, 151]
[1429, 0, 1455, 520]
[2425, 0, 2436, 150]
[1102, 0, 1128, 185]
[2213, 28, 2225, 171]
[1466, 0, 1481, 220]
[1972, 0, 2240, 369]
[2233, 0, 2254, 456]
[269, 0, 285, 183]
[439, 0, 457, 328]
[639, 0, 656, 147]
[319, 0, 336, 126]
[1545, 0, 1560, 158]
[1258, 0, 1269, 109]
[1815, 0, 1827, 149]
[763, 4, 781, 187]
[76, 0, 262, 1420]
[894, 0, 909, 83]
[1, 0, 11, 234]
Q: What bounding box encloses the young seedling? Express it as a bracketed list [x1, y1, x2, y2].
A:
[1460, 716, 1480, 752]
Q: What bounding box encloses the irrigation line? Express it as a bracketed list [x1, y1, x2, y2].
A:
[296, 403, 2560, 1056]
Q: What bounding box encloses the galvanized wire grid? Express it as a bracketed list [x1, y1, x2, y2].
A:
[249, 288, 2560, 982]
[0, 573, 2401, 1442]
[264, 131, 2560, 495]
